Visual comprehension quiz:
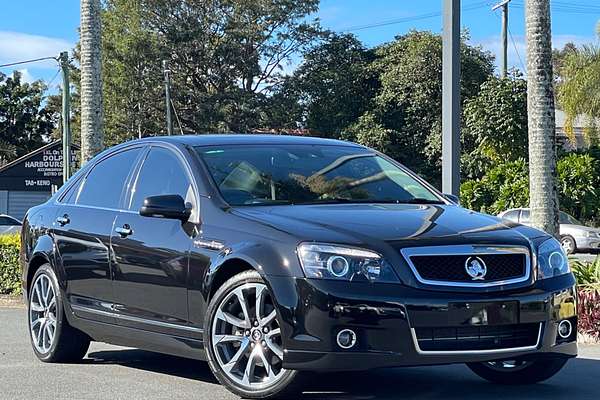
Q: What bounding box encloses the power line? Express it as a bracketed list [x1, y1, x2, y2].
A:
[508, 28, 526, 72]
[339, 0, 490, 32]
[170, 98, 184, 135]
[0, 56, 58, 69]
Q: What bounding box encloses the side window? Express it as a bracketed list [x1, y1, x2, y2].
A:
[0, 216, 20, 225]
[59, 176, 84, 204]
[129, 147, 194, 211]
[520, 209, 531, 224]
[503, 210, 520, 222]
[76, 148, 141, 209]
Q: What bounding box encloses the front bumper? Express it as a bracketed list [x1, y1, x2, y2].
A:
[269, 273, 577, 371]
[575, 236, 600, 250]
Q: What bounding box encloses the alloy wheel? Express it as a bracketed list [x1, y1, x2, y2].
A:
[211, 282, 286, 390]
[560, 238, 574, 254]
[29, 274, 57, 354]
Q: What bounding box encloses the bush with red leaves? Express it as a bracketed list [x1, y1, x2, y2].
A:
[578, 289, 600, 340]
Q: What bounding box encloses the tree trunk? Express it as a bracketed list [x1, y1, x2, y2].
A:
[525, 0, 559, 237]
[80, 0, 104, 163]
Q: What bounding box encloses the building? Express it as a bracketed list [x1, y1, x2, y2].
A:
[0, 141, 78, 220]
[555, 109, 591, 150]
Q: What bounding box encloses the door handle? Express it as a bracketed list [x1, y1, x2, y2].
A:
[115, 225, 133, 237]
[56, 215, 70, 226]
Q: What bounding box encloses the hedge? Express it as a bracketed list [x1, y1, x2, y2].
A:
[0, 234, 21, 295]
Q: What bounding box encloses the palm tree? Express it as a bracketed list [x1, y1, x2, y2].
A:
[525, 0, 559, 236]
[557, 34, 600, 145]
[80, 0, 104, 163]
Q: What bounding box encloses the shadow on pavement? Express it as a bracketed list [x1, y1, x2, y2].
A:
[87, 349, 600, 400]
[87, 349, 218, 383]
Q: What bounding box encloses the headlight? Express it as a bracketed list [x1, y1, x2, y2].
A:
[537, 237, 570, 280]
[297, 243, 399, 283]
[585, 230, 600, 238]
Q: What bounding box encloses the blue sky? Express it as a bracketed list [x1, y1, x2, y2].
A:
[1, 0, 599, 90]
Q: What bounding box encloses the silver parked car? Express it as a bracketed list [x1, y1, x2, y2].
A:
[0, 214, 21, 236]
[498, 208, 600, 254]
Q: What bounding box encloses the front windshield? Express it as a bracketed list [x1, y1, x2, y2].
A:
[559, 211, 582, 225]
[196, 144, 443, 206]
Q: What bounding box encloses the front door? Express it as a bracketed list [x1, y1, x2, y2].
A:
[111, 146, 198, 335]
[54, 147, 142, 322]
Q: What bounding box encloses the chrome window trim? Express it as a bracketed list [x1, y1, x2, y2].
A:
[400, 244, 531, 288]
[71, 304, 203, 333]
[410, 322, 543, 355]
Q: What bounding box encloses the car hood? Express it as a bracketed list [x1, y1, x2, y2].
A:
[561, 224, 600, 234]
[0, 226, 20, 235]
[232, 204, 545, 247]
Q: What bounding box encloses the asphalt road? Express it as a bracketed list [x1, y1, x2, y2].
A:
[1, 307, 600, 400]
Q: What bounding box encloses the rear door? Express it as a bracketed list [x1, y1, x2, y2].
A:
[53, 147, 142, 322]
[110, 145, 197, 334]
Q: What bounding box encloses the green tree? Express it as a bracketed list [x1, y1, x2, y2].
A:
[558, 42, 600, 145]
[0, 71, 57, 165]
[344, 30, 494, 186]
[102, 0, 164, 145]
[462, 72, 528, 179]
[73, 0, 323, 145]
[277, 33, 377, 137]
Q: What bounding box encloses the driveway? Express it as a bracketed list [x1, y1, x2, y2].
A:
[1, 307, 599, 399]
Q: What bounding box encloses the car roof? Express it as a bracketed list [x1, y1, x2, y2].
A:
[124, 134, 364, 148]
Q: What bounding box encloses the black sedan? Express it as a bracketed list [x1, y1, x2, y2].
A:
[20, 135, 577, 399]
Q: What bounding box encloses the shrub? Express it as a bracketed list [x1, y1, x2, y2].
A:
[0, 233, 21, 295]
[578, 290, 600, 340]
[461, 152, 600, 226]
[571, 257, 600, 290]
[571, 257, 600, 340]
[460, 159, 529, 215]
[557, 153, 600, 223]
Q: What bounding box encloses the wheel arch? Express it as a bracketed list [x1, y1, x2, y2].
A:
[23, 233, 62, 301]
[207, 257, 257, 301]
[27, 254, 50, 291]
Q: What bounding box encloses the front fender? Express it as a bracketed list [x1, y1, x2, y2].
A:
[187, 239, 303, 328]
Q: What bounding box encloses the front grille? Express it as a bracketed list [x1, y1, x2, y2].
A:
[414, 323, 541, 352]
[410, 253, 526, 283]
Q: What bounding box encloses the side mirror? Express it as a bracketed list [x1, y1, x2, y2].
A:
[443, 193, 460, 205]
[139, 194, 191, 221]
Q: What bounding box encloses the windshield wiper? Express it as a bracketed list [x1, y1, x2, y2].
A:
[297, 198, 413, 205]
[397, 198, 445, 205]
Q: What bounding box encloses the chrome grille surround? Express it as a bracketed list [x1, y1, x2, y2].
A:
[400, 245, 531, 288]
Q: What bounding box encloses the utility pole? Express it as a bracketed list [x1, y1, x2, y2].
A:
[442, 0, 461, 196]
[493, 0, 511, 78]
[163, 60, 173, 136]
[59, 51, 71, 184]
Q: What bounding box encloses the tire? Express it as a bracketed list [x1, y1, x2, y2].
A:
[560, 235, 576, 255]
[204, 270, 302, 399]
[467, 357, 569, 385]
[28, 264, 90, 363]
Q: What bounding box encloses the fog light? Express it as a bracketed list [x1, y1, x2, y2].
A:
[558, 320, 573, 339]
[336, 329, 357, 349]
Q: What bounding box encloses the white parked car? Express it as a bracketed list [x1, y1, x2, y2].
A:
[498, 208, 600, 255]
[0, 214, 21, 236]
